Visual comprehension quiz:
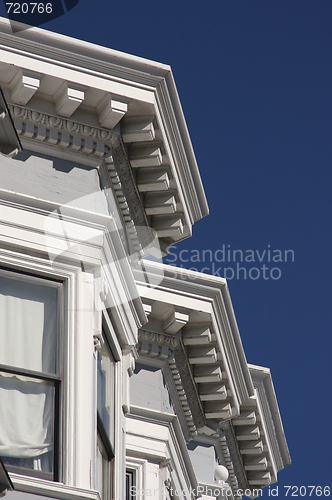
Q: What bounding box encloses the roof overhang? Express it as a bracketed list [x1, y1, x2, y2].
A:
[232, 365, 291, 492]
[0, 17, 208, 254]
[135, 261, 254, 431]
[134, 262, 291, 495]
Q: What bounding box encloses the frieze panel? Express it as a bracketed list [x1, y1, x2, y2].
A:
[9, 104, 153, 254]
[137, 328, 206, 435]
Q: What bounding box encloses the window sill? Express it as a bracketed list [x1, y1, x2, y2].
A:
[9, 473, 101, 500]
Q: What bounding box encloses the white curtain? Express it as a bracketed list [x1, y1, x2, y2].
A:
[0, 275, 57, 460]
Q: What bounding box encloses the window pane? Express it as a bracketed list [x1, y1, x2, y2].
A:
[97, 434, 111, 500]
[97, 349, 115, 447]
[126, 470, 136, 500]
[0, 373, 55, 474]
[0, 274, 58, 374]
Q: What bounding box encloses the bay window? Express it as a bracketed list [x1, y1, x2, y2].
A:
[0, 269, 61, 480]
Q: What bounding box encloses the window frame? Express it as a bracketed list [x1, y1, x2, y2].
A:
[95, 325, 117, 500]
[0, 267, 63, 482]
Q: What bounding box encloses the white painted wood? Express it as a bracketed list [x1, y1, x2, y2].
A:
[193, 366, 223, 383]
[144, 192, 176, 215]
[137, 168, 170, 192]
[235, 426, 260, 441]
[0, 21, 291, 498]
[163, 309, 189, 334]
[183, 326, 212, 345]
[243, 457, 268, 471]
[10, 71, 40, 105]
[122, 119, 155, 143]
[248, 472, 271, 485]
[152, 215, 183, 238]
[97, 94, 128, 129]
[130, 145, 162, 168]
[232, 411, 257, 426]
[188, 346, 218, 364]
[239, 440, 264, 455]
[55, 83, 85, 118]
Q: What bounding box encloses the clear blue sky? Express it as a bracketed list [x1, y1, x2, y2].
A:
[1, 1, 331, 496]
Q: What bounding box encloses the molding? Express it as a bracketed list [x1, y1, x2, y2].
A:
[135, 262, 254, 428]
[0, 19, 209, 240]
[220, 422, 248, 497]
[248, 365, 291, 472]
[126, 405, 198, 497]
[137, 329, 206, 434]
[10, 474, 101, 500]
[136, 261, 254, 405]
[8, 104, 154, 254]
[10, 104, 115, 158]
[0, 192, 146, 345]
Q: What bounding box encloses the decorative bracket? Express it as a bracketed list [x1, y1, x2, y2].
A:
[55, 83, 85, 118]
[97, 93, 128, 129]
[10, 71, 40, 106]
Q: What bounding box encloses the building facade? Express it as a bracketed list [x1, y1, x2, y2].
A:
[0, 17, 290, 500]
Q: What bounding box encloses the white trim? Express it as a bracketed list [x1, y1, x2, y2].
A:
[126, 406, 198, 499]
[9, 474, 101, 500]
[248, 365, 291, 471]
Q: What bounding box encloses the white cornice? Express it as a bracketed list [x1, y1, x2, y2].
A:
[0, 17, 171, 80]
[135, 261, 254, 405]
[0, 16, 209, 241]
[137, 329, 206, 436]
[231, 365, 291, 491]
[248, 365, 291, 471]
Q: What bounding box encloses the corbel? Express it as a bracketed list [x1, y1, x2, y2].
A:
[122, 118, 155, 143]
[10, 70, 41, 106]
[152, 215, 184, 238]
[137, 167, 170, 192]
[130, 144, 162, 168]
[144, 192, 176, 215]
[182, 324, 212, 345]
[55, 82, 85, 118]
[97, 93, 128, 129]
[163, 307, 189, 334]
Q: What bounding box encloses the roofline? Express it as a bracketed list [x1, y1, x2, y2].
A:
[0, 17, 171, 75]
[248, 364, 291, 468]
[0, 16, 209, 222]
[138, 260, 254, 401]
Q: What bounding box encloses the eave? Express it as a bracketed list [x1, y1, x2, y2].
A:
[0, 17, 208, 254]
[134, 262, 254, 434]
[232, 365, 291, 492]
